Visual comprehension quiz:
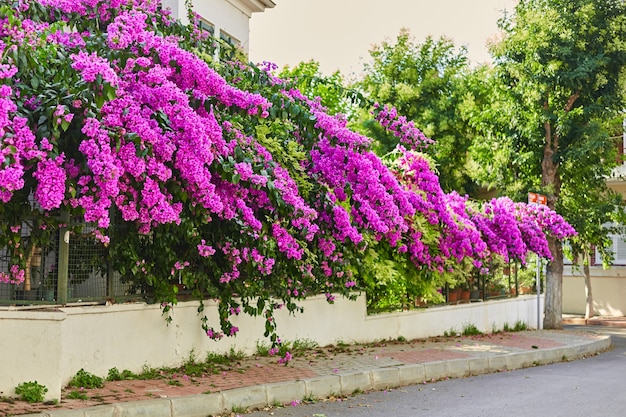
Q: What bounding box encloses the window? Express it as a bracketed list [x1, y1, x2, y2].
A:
[219, 30, 240, 47]
[597, 233, 626, 266]
[198, 18, 215, 37]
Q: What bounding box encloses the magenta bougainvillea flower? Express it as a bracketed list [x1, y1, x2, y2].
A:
[0, 0, 575, 342]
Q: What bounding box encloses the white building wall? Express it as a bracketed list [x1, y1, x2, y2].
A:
[563, 266, 626, 316]
[161, 0, 273, 52]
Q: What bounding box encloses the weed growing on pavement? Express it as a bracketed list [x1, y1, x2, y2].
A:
[443, 328, 458, 337]
[138, 365, 162, 380]
[66, 390, 88, 400]
[232, 404, 247, 414]
[325, 340, 353, 354]
[256, 338, 318, 357]
[15, 381, 48, 403]
[107, 367, 135, 381]
[336, 340, 350, 348]
[68, 369, 104, 389]
[513, 320, 528, 331]
[503, 320, 528, 332]
[206, 347, 245, 364]
[462, 323, 482, 336]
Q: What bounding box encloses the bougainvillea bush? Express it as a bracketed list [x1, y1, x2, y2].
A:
[0, 0, 575, 349]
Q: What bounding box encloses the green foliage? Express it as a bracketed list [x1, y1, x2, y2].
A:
[67, 369, 104, 389]
[279, 60, 355, 117]
[15, 381, 48, 403]
[357, 29, 481, 194]
[255, 338, 319, 357]
[488, 0, 626, 206]
[502, 320, 528, 332]
[66, 390, 88, 400]
[477, 0, 626, 325]
[106, 367, 135, 381]
[513, 320, 528, 332]
[205, 348, 245, 365]
[461, 323, 482, 336]
[442, 328, 458, 338]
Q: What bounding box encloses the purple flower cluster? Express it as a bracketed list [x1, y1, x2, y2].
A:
[373, 103, 434, 150]
[0, 0, 577, 345]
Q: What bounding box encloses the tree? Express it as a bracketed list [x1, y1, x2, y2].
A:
[357, 29, 480, 195]
[560, 115, 626, 319]
[278, 60, 353, 117]
[490, 0, 626, 328]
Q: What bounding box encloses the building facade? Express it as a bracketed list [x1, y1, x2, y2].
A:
[161, 0, 275, 53]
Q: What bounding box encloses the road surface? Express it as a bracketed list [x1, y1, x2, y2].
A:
[245, 327, 626, 417]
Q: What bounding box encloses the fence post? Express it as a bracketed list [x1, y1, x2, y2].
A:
[57, 211, 70, 304]
[107, 209, 114, 299]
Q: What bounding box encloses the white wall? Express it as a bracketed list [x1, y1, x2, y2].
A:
[563, 266, 626, 316]
[161, 0, 269, 52]
[0, 294, 541, 400]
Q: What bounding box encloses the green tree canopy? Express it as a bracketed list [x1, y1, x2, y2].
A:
[356, 29, 480, 195]
[488, 0, 626, 328]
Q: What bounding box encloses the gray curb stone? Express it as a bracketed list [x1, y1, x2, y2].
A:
[446, 358, 470, 378]
[338, 371, 372, 395]
[371, 367, 401, 390]
[170, 393, 224, 417]
[304, 375, 341, 399]
[221, 385, 266, 412]
[23, 334, 611, 417]
[423, 360, 448, 381]
[467, 356, 489, 375]
[266, 380, 305, 406]
[398, 363, 425, 385]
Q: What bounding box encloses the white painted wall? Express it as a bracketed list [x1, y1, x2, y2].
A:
[563, 266, 626, 316]
[161, 0, 273, 52]
[0, 294, 541, 400]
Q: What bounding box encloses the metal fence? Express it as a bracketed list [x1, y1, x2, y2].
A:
[0, 216, 133, 306]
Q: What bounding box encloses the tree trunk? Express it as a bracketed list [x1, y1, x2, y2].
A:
[544, 236, 564, 329]
[583, 249, 594, 320]
[541, 116, 564, 330]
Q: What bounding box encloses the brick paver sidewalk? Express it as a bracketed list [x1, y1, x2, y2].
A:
[0, 330, 608, 416]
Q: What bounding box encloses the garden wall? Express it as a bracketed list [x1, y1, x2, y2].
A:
[0, 294, 542, 400]
[563, 266, 626, 316]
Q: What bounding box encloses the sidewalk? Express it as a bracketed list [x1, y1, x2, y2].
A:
[562, 315, 626, 327]
[7, 328, 614, 417]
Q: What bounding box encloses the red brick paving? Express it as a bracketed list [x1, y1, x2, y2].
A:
[381, 349, 472, 363]
[474, 334, 564, 350]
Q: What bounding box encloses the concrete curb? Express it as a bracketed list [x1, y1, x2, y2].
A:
[25, 335, 611, 417]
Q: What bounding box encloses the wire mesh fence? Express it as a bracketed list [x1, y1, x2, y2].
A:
[0, 216, 134, 306]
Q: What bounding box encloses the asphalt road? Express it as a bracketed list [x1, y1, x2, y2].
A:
[245, 326, 626, 417]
